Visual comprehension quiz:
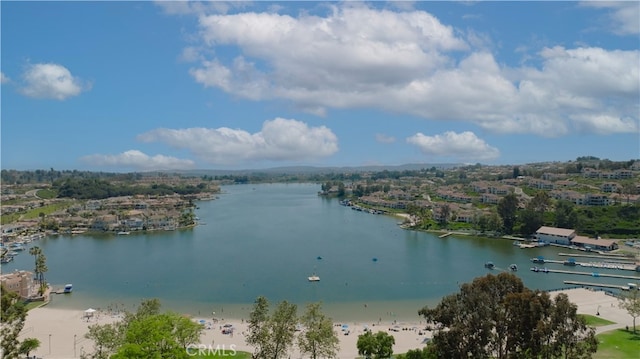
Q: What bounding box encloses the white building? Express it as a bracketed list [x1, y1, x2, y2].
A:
[535, 226, 576, 245]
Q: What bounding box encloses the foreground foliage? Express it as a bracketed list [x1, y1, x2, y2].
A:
[246, 296, 298, 359]
[356, 331, 395, 359]
[419, 273, 598, 359]
[297, 302, 339, 359]
[0, 285, 40, 359]
[83, 298, 203, 359]
[617, 287, 640, 333]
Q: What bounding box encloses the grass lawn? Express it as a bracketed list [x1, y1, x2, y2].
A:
[191, 350, 251, 358]
[580, 314, 616, 327]
[594, 328, 640, 359]
[24, 301, 47, 311]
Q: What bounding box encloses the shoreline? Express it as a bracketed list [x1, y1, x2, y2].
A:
[19, 288, 635, 359]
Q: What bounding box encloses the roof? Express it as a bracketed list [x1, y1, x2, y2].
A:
[571, 236, 617, 247]
[536, 226, 576, 237]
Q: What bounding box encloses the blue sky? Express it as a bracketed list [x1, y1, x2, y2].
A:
[1, 1, 639, 172]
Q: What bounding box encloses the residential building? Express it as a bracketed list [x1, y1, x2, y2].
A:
[1, 270, 36, 300]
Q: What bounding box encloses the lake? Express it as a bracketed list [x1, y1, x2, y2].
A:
[3, 183, 638, 321]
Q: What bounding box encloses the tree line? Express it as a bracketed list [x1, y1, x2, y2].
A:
[53, 178, 211, 200]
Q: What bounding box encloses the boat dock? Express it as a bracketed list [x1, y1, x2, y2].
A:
[439, 232, 453, 238]
[557, 252, 636, 262]
[541, 259, 637, 271]
[531, 268, 640, 280]
[563, 280, 633, 290]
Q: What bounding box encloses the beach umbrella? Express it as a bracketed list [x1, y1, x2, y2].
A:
[84, 308, 96, 317]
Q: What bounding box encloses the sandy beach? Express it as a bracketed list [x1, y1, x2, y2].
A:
[19, 288, 634, 358]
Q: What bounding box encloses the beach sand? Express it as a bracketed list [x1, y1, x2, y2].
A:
[19, 288, 634, 358]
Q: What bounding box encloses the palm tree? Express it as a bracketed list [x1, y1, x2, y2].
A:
[29, 246, 42, 281]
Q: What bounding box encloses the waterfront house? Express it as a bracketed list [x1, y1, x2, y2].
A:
[1, 270, 36, 300]
[91, 214, 119, 231]
[535, 226, 576, 245]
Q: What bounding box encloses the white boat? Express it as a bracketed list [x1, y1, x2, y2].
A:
[308, 274, 320, 282]
[117, 231, 131, 235]
[63, 284, 73, 293]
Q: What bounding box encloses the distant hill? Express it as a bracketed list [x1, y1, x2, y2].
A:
[173, 163, 460, 176]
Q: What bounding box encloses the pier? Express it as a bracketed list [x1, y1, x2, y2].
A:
[439, 232, 453, 238]
[563, 280, 632, 290]
[531, 268, 640, 280]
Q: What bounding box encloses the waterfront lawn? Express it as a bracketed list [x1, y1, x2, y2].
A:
[194, 350, 251, 358]
[579, 314, 616, 327]
[594, 329, 640, 359]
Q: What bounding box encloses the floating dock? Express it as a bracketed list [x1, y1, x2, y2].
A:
[439, 232, 453, 238]
[541, 259, 637, 271]
[532, 268, 640, 280]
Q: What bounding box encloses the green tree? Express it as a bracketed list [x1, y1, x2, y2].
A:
[1, 285, 27, 359]
[246, 297, 298, 359]
[555, 200, 579, 229]
[497, 193, 518, 234]
[247, 296, 272, 358]
[298, 302, 339, 359]
[419, 273, 597, 359]
[618, 287, 640, 334]
[18, 338, 41, 358]
[29, 246, 42, 284]
[547, 294, 597, 359]
[438, 203, 451, 228]
[270, 300, 298, 359]
[519, 192, 550, 236]
[35, 253, 48, 294]
[84, 299, 202, 359]
[356, 331, 395, 359]
[85, 322, 122, 359]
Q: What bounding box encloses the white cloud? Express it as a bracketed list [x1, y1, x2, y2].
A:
[20, 63, 89, 100]
[0, 72, 9, 84]
[137, 118, 339, 165]
[375, 134, 396, 144]
[80, 150, 195, 171]
[174, 3, 638, 136]
[581, 1, 640, 35]
[406, 131, 500, 161]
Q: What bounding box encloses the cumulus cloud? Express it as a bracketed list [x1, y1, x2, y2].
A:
[407, 131, 500, 161]
[581, 1, 640, 35]
[137, 118, 339, 165]
[20, 63, 90, 100]
[173, 3, 638, 136]
[80, 150, 195, 171]
[0, 72, 9, 84]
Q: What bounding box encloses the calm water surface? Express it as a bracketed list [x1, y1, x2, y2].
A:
[4, 183, 638, 320]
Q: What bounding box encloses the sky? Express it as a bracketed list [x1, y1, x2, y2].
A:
[1, 1, 639, 172]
